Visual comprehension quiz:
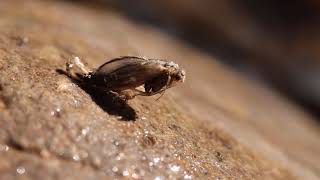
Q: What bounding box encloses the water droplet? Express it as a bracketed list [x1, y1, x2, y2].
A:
[149, 162, 154, 167]
[153, 157, 161, 164]
[0, 144, 9, 152]
[132, 173, 139, 179]
[51, 108, 62, 117]
[143, 129, 149, 134]
[16, 166, 25, 174]
[154, 176, 163, 180]
[116, 153, 125, 161]
[184, 174, 192, 179]
[81, 127, 90, 136]
[73, 99, 80, 108]
[73, 154, 80, 161]
[76, 127, 90, 142]
[113, 140, 120, 147]
[122, 169, 129, 176]
[169, 164, 180, 172]
[214, 161, 221, 168]
[112, 166, 118, 172]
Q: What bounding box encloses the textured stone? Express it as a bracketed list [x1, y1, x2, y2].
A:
[0, 0, 319, 179]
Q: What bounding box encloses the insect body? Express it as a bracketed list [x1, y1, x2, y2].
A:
[66, 56, 185, 101]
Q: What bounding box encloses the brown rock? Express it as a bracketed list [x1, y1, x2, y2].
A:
[0, 0, 319, 179]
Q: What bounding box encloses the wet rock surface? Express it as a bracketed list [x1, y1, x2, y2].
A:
[0, 0, 319, 179]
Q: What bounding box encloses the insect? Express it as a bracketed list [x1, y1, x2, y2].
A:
[66, 56, 185, 101]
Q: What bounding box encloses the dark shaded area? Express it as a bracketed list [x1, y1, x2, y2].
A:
[68, 0, 320, 120]
[81, 86, 137, 121]
[243, 0, 320, 30]
[56, 69, 137, 121]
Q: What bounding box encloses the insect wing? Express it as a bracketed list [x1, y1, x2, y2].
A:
[96, 56, 146, 74]
[94, 57, 165, 90]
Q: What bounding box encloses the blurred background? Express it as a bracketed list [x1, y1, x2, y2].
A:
[70, 0, 320, 118]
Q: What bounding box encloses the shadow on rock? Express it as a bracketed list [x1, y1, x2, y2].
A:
[56, 69, 137, 121]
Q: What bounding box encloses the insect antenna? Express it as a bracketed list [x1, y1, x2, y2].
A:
[156, 89, 166, 101]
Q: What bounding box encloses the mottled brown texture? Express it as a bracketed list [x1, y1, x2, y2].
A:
[0, 0, 319, 179]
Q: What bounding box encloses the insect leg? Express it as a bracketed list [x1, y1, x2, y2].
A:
[130, 88, 167, 97]
[115, 90, 138, 101]
[115, 89, 149, 101]
[155, 74, 171, 100]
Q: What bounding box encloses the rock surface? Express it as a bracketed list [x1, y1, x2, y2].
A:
[0, 0, 319, 179]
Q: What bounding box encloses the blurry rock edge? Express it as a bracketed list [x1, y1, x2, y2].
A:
[0, 0, 319, 179]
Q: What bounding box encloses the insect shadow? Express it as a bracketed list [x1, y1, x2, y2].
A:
[56, 69, 137, 121]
